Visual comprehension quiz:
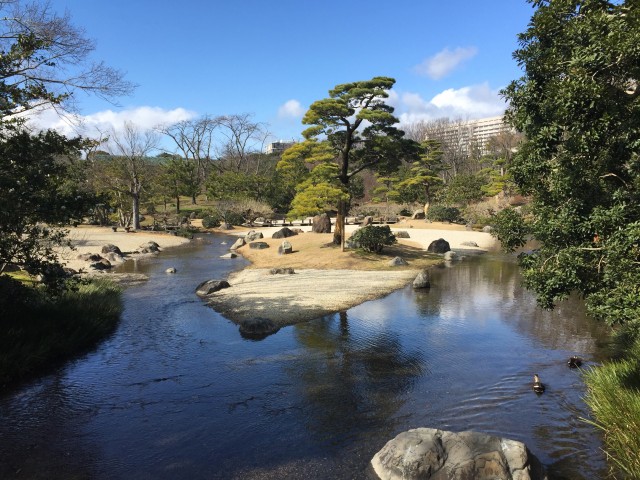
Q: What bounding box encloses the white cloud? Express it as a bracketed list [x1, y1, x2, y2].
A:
[414, 46, 478, 80]
[392, 83, 507, 126]
[25, 105, 197, 139]
[277, 99, 305, 119]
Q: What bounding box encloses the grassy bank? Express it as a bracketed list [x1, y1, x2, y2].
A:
[584, 337, 640, 479]
[0, 277, 122, 387]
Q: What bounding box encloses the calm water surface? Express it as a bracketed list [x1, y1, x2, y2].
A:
[0, 234, 612, 479]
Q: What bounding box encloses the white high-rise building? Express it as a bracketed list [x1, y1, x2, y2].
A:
[265, 140, 296, 155]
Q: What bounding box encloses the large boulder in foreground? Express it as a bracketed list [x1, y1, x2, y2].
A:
[245, 230, 263, 242]
[195, 279, 230, 297]
[371, 428, 547, 480]
[427, 238, 451, 254]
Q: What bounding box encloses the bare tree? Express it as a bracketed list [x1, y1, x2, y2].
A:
[404, 118, 474, 181]
[216, 113, 269, 173]
[107, 122, 159, 229]
[159, 116, 220, 203]
[0, 0, 134, 118]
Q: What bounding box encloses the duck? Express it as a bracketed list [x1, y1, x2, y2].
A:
[533, 374, 545, 394]
[567, 356, 582, 368]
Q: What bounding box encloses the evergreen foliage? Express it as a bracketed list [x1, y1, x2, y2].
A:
[349, 225, 397, 253]
[501, 0, 640, 323]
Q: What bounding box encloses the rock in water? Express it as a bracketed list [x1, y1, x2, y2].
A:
[238, 318, 279, 340]
[371, 428, 547, 480]
[412, 270, 431, 289]
[195, 279, 230, 296]
[165, 267, 177, 274]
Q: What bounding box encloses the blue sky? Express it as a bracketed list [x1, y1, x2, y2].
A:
[36, 0, 536, 148]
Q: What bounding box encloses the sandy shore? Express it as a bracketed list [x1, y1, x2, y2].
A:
[203, 221, 501, 327]
[58, 226, 190, 274]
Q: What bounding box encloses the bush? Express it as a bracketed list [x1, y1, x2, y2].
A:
[202, 213, 222, 229]
[222, 210, 245, 226]
[426, 205, 461, 223]
[348, 225, 397, 253]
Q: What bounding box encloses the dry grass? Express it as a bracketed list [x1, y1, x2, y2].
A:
[235, 231, 443, 271]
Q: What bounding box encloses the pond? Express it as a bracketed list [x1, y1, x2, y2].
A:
[0, 234, 611, 479]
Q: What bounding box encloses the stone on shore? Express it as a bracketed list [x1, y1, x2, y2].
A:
[249, 241, 270, 249]
[395, 231, 410, 238]
[371, 428, 547, 480]
[427, 238, 451, 254]
[220, 253, 237, 259]
[388, 256, 408, 267]
[272, 227, 297, 239]
[269, 267, 295, 275]
[139, 241, 161, 253]
[312, 213, 332, 233]
[245, 230, 263, 242]
[101, 244, 122, 256]
[195, 279, 230, 297]
[278, 241, 293, 255]
[230, 237, 246, 250]
[444, 251, 458, 261]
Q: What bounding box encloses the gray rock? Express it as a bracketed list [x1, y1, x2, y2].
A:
[395, 231, 410, 239]
[249, 241, 269, 249]
[371, 428, 547, 480]
[245, 230, 264, 242]
[272, 227, 297, 239]
[482, 225, 493, 233]
[280, 240, 293, 255]
[165, 267, 177, 273]
[77, 253, 103, 262]
[444, 251, 458, 261]
[195, 279, 230, 297]
[220, 253, 237, 259]
[139, 241, 160, 253]
[90, 258, 112, 270]
[362, 216, 373, 226]
[220, 222, 234, 230]
[411, 210, 425, 220]
[412, 270, 431, 289]
[238, 317, 279, 340]
[427, 238, 451, 254]
[461, 241, 479, 247]
[230, 237, 245, 250]
[101, 243, 122, 256]
[104, 251, 124, 263]
[269, 267, 295, 275]
[388, 256, 408, 267]
[312, 213, 332, 233]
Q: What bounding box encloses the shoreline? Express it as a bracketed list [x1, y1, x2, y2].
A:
[203, 221, 501, 327]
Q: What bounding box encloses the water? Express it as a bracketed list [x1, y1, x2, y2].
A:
[0, 234, 611, 479]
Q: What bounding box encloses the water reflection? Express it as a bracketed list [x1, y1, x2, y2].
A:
[0, 242, 611, 479]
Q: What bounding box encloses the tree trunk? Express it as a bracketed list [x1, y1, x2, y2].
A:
[175, 195, 180, 214]
[192, 194, 197, 205]
[132, 192, 141, 230]
[333, 200, 347, 247]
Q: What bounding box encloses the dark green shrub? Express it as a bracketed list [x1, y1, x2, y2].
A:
[349, 225, 397, 253]
[202, 213, 222, 228]
[426, 205, 461, 223]
[223, 210, 245, 226]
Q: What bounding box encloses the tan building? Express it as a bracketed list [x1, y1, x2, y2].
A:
[427, 115, 513, 155]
